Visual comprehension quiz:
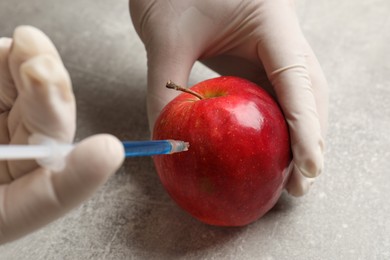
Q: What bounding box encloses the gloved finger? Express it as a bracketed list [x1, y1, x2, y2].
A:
[0, 37, 16, 112]
[0, 38, 14, 184]
[19, 54, 75, 140]
[269, 57, 324, 179]
[257, 0, 327, 179]
[284, 49, 328, 196]
[7, 54, 75, 180]
[7, 26, 65, 135]
[145, 44, 196, 130]
[8, 26, 61, 94]
[0, 134, 124, 244]
[285, 164, 315, 197]
[129, 0, 208, 130]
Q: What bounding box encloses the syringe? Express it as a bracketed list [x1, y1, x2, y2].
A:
[0, 135, 189, 171]
[0, 140, 189, 159]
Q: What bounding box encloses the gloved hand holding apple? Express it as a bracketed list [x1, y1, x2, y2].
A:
[130, 0, 328, 197]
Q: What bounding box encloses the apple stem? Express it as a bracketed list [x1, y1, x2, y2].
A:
[166, 80, 204, 100]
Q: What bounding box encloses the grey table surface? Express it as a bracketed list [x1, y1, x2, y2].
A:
[0, 0, 389, 259]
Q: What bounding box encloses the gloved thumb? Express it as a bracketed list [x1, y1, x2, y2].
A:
[52, 134, 125, 210]
[0, 134, 124, 244]
[146, 45, 196, 130]
[256, 1, 328, 195]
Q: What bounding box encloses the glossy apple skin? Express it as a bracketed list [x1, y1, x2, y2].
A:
[153, 76, 292, 226]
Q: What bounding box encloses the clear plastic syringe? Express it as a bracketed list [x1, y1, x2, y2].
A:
[0, 136, 189, 171]
[0, 140, 189, 160]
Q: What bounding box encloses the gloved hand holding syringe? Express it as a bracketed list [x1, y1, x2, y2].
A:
[0, 26, 190, 245]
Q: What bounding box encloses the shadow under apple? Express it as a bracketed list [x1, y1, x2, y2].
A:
[117, 162, 297, 257]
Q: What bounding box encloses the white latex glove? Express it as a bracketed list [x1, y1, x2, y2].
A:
[0, 26, 124, 244]
[129, 0, 328, 196]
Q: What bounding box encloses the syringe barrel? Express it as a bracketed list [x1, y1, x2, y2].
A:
[122, 140, 188, 157]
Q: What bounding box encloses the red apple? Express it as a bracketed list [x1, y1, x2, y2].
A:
[153, 76, 292, 226]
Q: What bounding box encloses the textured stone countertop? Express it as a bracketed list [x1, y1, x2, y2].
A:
[0, 0, 389, 259]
